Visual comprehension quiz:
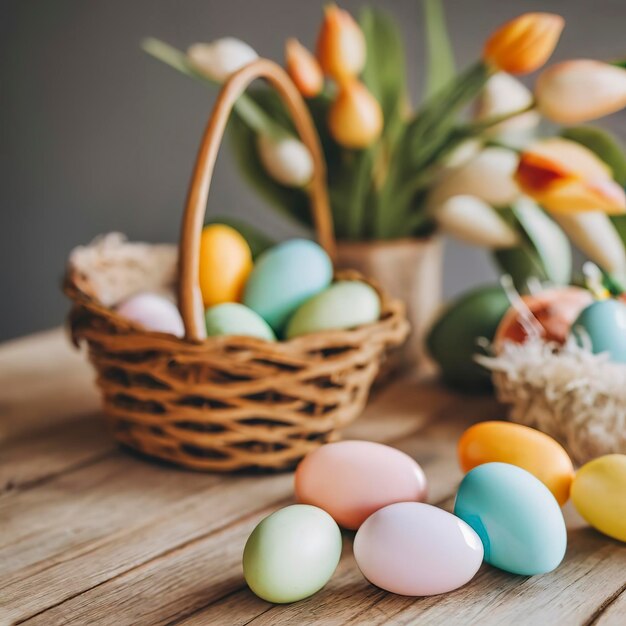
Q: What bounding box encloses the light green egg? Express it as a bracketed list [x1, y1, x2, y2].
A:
[286, 281, 381, 339]
[243, 504, 342, 603]
[205, 303, 276, 341]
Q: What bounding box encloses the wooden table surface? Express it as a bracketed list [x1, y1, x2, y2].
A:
[1, 329, 625, 626]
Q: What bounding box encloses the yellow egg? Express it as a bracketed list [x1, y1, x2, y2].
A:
[199, 224, 252, 307]
[458, 421, 574, 505]
[571, 454, 626, 542]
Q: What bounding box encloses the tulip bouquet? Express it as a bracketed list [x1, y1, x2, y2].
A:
[143, 1, 626, 290]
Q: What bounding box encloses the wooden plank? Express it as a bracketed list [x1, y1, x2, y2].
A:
[2, 381, 487, 623]
[13, 399, 498, 625]
[594, 588, 626, 625]
[0, 416, 113, 496]
[0, 329, 99, 443]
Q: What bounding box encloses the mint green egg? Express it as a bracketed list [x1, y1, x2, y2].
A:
[205, 303, 276, 341]
[570, 299, 626, 364]
[243, 504, 342, 603]
[286, 281, 380, 339]
[243, 239, 333, 333]
[454, 462, 566, 576]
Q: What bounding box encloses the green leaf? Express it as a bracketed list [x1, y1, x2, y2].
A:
[423, 0, 456, 98]
[561, 125, 626, 186]
[359, 7, 407, 139]
[511, 199, 572, 285]
[612, 216, 626, 247]
[494, 199, 572, 290]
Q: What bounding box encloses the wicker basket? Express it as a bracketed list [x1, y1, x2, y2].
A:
[480, 339, 626, 465]
[64, 59, 409, 472]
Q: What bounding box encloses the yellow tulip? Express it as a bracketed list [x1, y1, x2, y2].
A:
[328, 79, 383, 149]
[316, 4, 366, 82]
[515, 138, 626, 215]
[285, 38, 324, 98]
[536, 60, 626, 124]
[483, 13, 564, 75]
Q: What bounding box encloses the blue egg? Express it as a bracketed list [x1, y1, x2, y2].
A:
[570, 299, 626, 364]
[454, 462, 566, 576]
[243, 239, 333, 332]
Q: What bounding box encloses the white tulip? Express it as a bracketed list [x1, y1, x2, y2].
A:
[257, 134, 314, 187]
[428, 147, 520, 209]
[553, 211, 626, 279]
[436, 195, 520, 249]
[187, 38, 258, 83]
[475, 72, 540, 140]
[536, 60, 626, 125]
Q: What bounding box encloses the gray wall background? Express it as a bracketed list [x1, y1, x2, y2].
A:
[2, 0, 625, 341]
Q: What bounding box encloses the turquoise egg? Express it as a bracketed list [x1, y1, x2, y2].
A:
[243, 239, 333, 333]
[570, 299, 626, 363]
[243, 504, 342, 603]
[286, 281, 380, 339]
[454, 462, 566, 575]
[205, 303, 276, 341]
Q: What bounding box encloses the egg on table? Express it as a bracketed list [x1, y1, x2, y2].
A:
[199, 224, 253, 307]
[571, 454, 626, 542]
[205, 303, 276, 341]
[243, 239, 332, 333]
[295, 440, 427, 530]
[353, 502, 484, 596]
[286, 281, 380, 339]
[458, 421, 574, 505]
[570, 298, 626, 364]
[454, 462, 567, 575]
[242, 504, 342, 603]
[116, 292, 184, 337]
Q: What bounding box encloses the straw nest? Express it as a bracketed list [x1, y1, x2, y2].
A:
[479, 338, 626, 465]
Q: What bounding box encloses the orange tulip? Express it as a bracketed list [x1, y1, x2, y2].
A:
[316, 4, 366, 82]
[483, 13, 564, 75]
[285, 38, 323, 98]
[328, 79, 382, 149]
[515, 138, 626, 215]
[536, 60, 626, 124]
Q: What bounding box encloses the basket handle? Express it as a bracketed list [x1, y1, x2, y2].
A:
[178, 58, 335, 341]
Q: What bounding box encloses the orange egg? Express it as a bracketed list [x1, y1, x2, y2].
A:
[494, 286, 593, 349]
[199, 224, 253, 307]
[458, 421, 574, 505]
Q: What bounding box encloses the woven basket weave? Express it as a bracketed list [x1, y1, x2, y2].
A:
[64, 59, 409, 472]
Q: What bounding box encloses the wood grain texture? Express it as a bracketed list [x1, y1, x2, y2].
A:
[1, 328, 625, 626]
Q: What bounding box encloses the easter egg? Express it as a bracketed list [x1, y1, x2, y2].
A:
[243, 239, 333, 332]
[295, 441, 427, 530]
[494, 287, 593, 349]
[286, 281, 380, 339]
[242, 504, 342, 603]
[205, 303, 276, 341]
[199, 224, 253, 307]
[454, 462, 566, 575]
[570, 299, 626, 363]
[353, 502, 483, 596]
[116, 292, 184, 337]
[426, 285, 511, 391]
[458, 421, 574, 505]
[571, 454, 626, 542]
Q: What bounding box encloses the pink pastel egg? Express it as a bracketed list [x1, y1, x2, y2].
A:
[294, 440, 427, 530]
[354, 502, 484, 596]
[116, 292, 184, 337]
